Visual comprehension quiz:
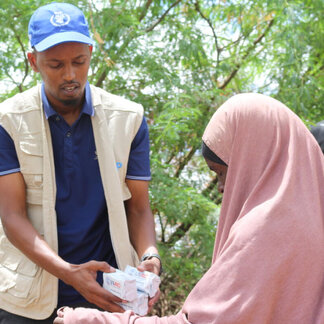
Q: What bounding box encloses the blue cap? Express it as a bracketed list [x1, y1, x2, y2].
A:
[28, 2, 93, 52]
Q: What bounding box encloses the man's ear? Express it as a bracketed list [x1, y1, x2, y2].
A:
[89, 45, 93, 56]
[27, 52, 39, 72]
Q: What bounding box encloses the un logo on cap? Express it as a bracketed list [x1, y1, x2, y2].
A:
[50, 11, 70, 27]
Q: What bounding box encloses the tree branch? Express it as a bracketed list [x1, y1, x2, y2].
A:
[12, 29, 29, 92]
[138, 0, 153, 22]
[164, 174, 222, 248]
[145, 0, 182, 32]
[165, 222, 192, 247]
[174, 144, 198, 178]
[194, 1, 221, 78]
[95, 69, 108, 88]
[88, 0, 116, 87]
[218, 18, 274, 90]
[93, 0, 182, 86]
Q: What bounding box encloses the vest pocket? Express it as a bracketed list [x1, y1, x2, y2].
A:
[19, 135, 43, 175]
[18, 136, 43, 204]
[0, 234, 39, 300]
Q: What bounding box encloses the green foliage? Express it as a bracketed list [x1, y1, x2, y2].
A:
[1, 0, 324, 315]
[150, 161, 219, 315]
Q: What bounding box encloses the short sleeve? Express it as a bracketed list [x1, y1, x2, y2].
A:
[126, 117, 151, 180]
[0, 125, 20, 175]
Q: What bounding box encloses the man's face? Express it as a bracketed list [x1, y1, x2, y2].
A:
[28, 42, 92, 110]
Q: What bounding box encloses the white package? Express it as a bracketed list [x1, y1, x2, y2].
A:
[119, 291, 149, 316]
[124, 265, 161, 297]
[103, 270, 138, 301]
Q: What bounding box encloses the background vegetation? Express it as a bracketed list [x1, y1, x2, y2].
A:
[0, 0, 323, 316]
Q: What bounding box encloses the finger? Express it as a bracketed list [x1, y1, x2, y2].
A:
[138, 260, 160, 275]
[53, 318, 64, 324]
[137, 261, 153, 273]
[98, 300, 126, 313]
[148, 289, 161, 307]
[147, 290, 161, 314]
[103, 290, 124, 303]
[137, 264, 145, 271]
[88, 260, 115, 273]
[57, 306, 71, 317]
[91, 286, 126, 308]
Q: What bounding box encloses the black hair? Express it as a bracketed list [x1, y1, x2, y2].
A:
[201, 141, 227, 166]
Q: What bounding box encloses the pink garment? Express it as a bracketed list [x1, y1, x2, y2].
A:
[60, 93, 324, 323]
[57, 308, 186, 323]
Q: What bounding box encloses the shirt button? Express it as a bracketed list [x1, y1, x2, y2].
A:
[55, 116, 60, 121]
[66, 132, 71, 137]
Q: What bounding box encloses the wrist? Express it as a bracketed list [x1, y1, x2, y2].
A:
[59, 262, 77, 285]
[140, 252, 163, 276]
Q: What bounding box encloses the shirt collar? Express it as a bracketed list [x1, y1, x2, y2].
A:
[41, 81, 94, 119]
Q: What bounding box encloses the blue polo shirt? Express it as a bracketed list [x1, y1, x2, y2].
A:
[0, 83, 151, 307]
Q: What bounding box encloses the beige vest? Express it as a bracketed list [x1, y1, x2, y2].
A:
[0, 84, 142, 319]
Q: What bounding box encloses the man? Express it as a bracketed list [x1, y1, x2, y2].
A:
[0, 3, 161, 323]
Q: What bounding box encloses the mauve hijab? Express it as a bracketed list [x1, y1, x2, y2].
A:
[58, 93, 324, 324]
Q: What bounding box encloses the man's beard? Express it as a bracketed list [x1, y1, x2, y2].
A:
[59, 98, 80, 106]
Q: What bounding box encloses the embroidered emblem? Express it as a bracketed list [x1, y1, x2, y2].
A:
[50, 11, 70, 27]
[116, 162, 122, 169]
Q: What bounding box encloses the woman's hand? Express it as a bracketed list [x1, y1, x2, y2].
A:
[53, 306, 72, 324]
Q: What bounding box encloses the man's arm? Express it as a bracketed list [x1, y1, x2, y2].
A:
[125, 179, 161, 310]
[0, 172, 124, 312]
[125, 179, 161, 275]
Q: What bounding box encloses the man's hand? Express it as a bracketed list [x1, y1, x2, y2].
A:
[137, 258, 162, 312]
[137, 257, 161, 277]
[63, 261, 126, 312]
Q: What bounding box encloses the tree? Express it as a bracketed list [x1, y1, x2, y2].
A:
[0, 0, 323, 315]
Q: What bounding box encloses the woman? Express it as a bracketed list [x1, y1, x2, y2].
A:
[55, 93, 324, 323]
